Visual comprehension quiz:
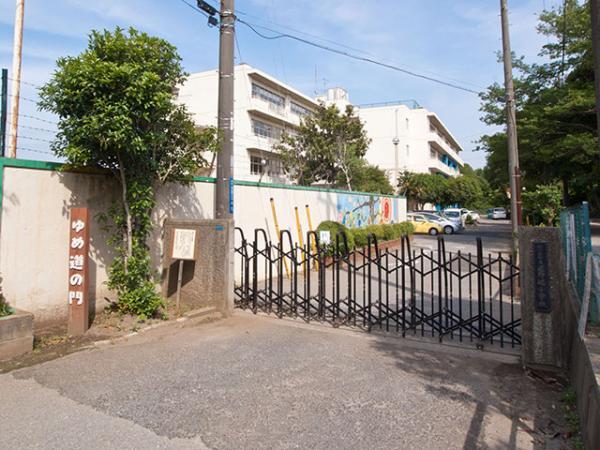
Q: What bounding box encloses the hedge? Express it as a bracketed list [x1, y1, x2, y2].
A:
[315, 220, 415, 253]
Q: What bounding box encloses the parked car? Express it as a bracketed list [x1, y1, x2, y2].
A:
[406, 213, 444, 235]
[487, 207, 508, 220]
[410, 211, 462, 235]
[442, 208, 465, 224]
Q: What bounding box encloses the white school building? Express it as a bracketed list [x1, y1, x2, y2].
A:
[178, 64, 464, 186]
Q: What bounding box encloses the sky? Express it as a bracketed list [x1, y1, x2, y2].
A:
[0, 0, 563, 168]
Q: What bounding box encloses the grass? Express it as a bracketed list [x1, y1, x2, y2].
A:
[563, 386, 584, 450]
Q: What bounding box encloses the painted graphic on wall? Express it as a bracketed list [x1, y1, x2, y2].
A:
[336, 194, 397, 228]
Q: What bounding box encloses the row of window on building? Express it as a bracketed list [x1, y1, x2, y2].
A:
[249, 154, 283, 176]
[430, 146, 458, 170]
[251, 83, 312, 118]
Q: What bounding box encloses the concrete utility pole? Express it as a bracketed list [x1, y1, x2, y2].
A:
[500, 0, 522, 256]
[215, 0, 235, 219]
[8, 0, 25, 159]
[590, 0, 600, 160]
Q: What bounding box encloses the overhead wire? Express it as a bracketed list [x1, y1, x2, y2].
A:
[236, 18, 481, 95]
[174, 0, 483, 94]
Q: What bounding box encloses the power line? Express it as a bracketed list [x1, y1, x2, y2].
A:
[15, 113, 58, 125]
[7, 76, 41, 89]
[8, 134, 53, 143]
[236, 18, 481, 95]
[16, 146, 53, 155]
[175, 0, 483, 94]
[176, 0, 210, 18]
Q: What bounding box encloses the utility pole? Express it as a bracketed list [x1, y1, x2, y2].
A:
[215, 0, 235, 219]
[590, 0, 600, 160]
[1, 69, 8, 157]
[8, 0, 24, 159]
[500, 0, 522, 257]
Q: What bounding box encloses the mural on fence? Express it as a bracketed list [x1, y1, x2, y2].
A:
[336, 194, 397, 228]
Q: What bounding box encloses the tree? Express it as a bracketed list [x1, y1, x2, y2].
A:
[337, 161, 393, 194]
[275, 104, 370, 190]
[522, 184, 563, 225]
[443, 176, 484, 209]
[39, 28, 218, 317]
[397, 172, 447, 209]
[478, 0, 599, 211]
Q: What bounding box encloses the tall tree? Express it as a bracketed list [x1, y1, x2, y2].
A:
[478, 0, 598, 210]
[275, 104, 370, 190]
[39, 28, 218, 317]
[340, 161, 394, 194]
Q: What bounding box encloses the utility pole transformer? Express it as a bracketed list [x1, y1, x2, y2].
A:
[500, 0, 522, 256]
[216, 0, 235, 219]
[590, 0, 600, 160]
[8, 0, 24, 159]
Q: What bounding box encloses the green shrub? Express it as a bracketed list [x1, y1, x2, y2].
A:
[316, 221, 355, 255]
[351, 228, 369, 248]
[0, 277, 12, 317]
[365, 224, 385, 241]
[393, 221, 415, 237]
[381, 224, 397, 241]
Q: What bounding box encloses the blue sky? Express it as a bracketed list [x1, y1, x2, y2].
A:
[0, 0, 562, 167]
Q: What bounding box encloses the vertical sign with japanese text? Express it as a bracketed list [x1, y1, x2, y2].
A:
[68, 207, 89, 335]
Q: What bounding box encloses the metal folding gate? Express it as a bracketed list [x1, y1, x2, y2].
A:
[234, 228, 521, 348]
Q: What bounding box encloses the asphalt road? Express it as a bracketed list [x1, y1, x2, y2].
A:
[412, 218, 512, 254]
[0, 314, 572, 450]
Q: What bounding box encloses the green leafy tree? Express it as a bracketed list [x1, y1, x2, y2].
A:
[398, 172, 447, 209]
[478, 0, 598, 211]
[39, 28, 218, 318]
[522, 184, 563, 225]
[338, 161, 393, 194]
[443, 174, 485, 209]
[275, 104, 370, 190]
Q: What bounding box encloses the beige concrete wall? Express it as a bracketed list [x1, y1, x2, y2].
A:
[1, 167, 119, 326]
[0, 164, 405, 326]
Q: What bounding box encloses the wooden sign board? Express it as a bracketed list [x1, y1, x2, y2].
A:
[67, 207, 89, 335]
[171, 228, 198, 261]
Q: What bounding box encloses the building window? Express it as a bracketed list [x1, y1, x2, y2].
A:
[406, 144, 410, 157]
[250, 155, 265, 175]
[252, 83, 285, 110]
[430, 147, 437, 158]
[250, 154, 282, 176]
[406, 118, 409, 130]
[252, 119, 281, 140]
[291, 102, 311, 118]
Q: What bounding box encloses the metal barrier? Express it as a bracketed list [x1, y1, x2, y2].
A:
[560, 201, 598, 323]
[234, 227, 522, 348]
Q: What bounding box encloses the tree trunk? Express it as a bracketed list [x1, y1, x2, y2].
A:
[117, 156, 133, 268]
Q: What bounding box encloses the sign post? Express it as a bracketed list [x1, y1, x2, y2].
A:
[67, 207, 89, 335]
[171, 228, 198, 315]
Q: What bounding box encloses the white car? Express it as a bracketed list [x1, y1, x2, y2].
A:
[443, 208, 466, 224]
[487, 207, 508, 220]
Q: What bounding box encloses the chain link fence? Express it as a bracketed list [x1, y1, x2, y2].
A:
[560, 201, 599, 325]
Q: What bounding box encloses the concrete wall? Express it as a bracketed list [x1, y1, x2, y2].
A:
[0, 160, 406, 326]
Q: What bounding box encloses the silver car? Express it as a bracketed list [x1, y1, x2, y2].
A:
[410, 211, 462, 235]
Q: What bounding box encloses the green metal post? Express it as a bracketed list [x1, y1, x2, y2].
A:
[0, 68, 7, 157]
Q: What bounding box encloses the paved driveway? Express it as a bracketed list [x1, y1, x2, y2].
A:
[0, 313, 571, 449]
[412, 219, 512, 254]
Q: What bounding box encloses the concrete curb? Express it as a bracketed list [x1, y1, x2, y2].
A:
[90, 307, 221, 349]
